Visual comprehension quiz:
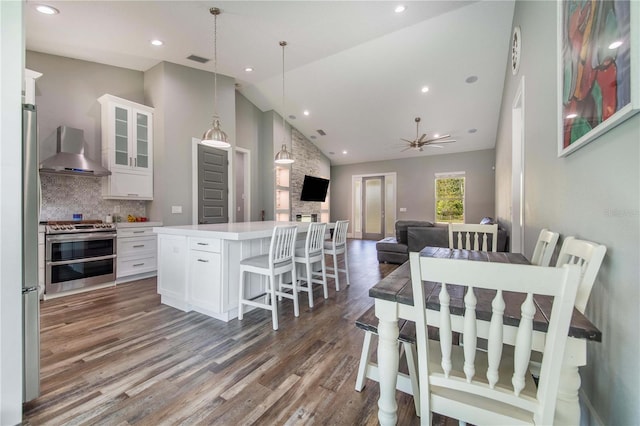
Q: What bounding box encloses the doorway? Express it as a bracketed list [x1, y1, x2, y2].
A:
[235, 148, 250, 222]
[197, 144, 228, 224]
[511, 76, 525, 253]
[362, 176, 385, 241]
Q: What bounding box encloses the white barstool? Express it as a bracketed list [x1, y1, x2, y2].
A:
[238, 225, 298, 331]
[324, 220, 350, 291]
[292, 222, 328, 308]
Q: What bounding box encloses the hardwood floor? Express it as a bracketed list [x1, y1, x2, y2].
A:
[23, 239, 454, 425]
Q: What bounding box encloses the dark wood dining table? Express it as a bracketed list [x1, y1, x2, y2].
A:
[369, 246, 602, 426]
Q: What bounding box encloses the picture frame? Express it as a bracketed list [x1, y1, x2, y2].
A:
[557, 0, 640, 157]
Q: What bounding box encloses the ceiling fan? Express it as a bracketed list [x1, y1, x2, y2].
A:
[400, 117, 456, 152]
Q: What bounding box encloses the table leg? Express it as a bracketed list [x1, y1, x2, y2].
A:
[555, 364, 581, 424]
[375, 299, 400, 426]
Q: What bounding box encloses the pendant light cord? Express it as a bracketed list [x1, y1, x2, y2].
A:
[213, 10, 219, 117]
[281, 41, 287, 144]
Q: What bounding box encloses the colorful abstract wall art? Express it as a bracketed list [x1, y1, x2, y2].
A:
[558, 0, 639, 157]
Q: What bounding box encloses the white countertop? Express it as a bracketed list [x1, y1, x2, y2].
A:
[153, 221, 328, 240]
[116, 221, 163, 228]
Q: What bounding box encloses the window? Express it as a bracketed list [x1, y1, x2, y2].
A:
[435, 172, 465, 223]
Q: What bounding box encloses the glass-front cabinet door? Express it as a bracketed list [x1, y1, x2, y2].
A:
[114, 106, 130, 167]
[134, 111, 151, 170]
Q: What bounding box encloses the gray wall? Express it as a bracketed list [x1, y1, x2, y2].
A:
[144, 61, 236, 226]
[236, 92, 264, 222]
[26, 51, 144, 168]
[330, 149, 496, 225]
[495, 2, 639, 424]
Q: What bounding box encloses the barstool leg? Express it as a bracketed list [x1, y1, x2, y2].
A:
[269, 273, 278, 330]
[238, 268, 245, 320]
[320, 256, 328, 299]
[291, 265, 299, 317]
[306, 260, 314, 308]
[343, 248, 350, 286]
[333, 252, 340, 291]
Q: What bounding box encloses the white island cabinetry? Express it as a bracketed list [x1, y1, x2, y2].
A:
[154, 221, 325, 322]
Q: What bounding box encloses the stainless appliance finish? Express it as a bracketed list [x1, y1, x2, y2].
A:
[44, 222, 117, 295]
[39, 125, 111, 177]
[22, 104, 40, 402]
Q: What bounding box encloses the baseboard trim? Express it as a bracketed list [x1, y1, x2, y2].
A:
[579, 388, 605, 426]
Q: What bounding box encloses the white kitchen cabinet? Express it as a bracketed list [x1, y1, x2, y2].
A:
[157, 234, 189, 310]
[98, 94, 154, 200]
[116, 224, 159, 284]
[24, 69, 42, 105]
[188, 239, 222, 314]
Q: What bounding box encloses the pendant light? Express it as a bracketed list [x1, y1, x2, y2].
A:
[275, 41, 294, 164]
[201, 7, 230, 148]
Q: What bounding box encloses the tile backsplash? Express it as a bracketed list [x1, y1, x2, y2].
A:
[40, 174, 146, 221]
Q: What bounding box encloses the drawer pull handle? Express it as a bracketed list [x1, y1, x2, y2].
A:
[133, 231, 145, 234]
[197, 242, 209, 246]
[133, 263, 145, 267]
[133, 244, 145, 248]
[197, 259, 209, 263]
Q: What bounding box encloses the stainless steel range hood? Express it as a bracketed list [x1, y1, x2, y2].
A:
[39, 126, 111, 177]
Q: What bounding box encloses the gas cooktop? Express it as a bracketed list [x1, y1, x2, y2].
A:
[43, 220, 116, 234]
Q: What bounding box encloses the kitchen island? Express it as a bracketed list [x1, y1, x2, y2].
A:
[154, 221, 328, 322]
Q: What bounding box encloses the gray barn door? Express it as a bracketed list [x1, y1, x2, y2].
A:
[198, 144, 228, 224]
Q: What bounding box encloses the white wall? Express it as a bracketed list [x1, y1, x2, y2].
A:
[0, 1, 25, 423]
[495, 1, 640, 424]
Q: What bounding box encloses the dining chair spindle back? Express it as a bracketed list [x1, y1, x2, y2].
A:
[448, 223, 498, 252]
[409, 252, 581, 425]
[530, 228, 560, 267]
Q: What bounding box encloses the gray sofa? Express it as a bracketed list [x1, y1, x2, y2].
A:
[376, 220, 509, 264]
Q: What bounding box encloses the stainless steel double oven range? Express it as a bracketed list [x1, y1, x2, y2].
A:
[44, 220, 117, 295]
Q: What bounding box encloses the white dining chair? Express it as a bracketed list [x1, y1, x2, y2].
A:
[448, 223, 498, 252]
[530, 228, 560, 266]
[555, 236, 607, 314]
[292, 222, 328, 308]
[324, 220, 350, 291]
[409, 252, 581, 425]
[238, 225, 298, 331]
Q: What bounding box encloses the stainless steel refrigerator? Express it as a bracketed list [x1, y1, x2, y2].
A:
[22, 103, 40, 402]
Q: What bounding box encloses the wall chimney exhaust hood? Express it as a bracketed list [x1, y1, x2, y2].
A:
[39, 126, 111, 177]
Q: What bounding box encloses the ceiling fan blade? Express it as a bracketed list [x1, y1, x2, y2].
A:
[400, 146, 413, 152]
[400, 138, 414, 143]
[418, 134, 427, 142]
[430, 140, 456, 144]
[426, 144, 444, 149]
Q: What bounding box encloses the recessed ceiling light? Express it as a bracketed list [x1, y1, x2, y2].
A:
[150, 39, 163, 46]
[394, 5, 406, 13]
[36, 4, 59, 15]
[433, 133, 440, 138]
[342, 150, 348, 155]
[244, 67, 254, 72]
[608, 40, 623, 50]
[468, 128, 478, 134]
[303, 110, 310, 116]
[465, 75, 478, 84]
[421, 86, 429, 93]
[566, 113, 578, 119]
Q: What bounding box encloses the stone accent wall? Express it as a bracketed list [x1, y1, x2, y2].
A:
[290, 127, 329, 219]
[40, 174, 146, 221]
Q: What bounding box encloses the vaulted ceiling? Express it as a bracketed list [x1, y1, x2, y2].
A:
[26, 1, 515, 165]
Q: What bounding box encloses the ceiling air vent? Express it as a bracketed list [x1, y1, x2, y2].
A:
[316, 129, 327, 136]
[187, 54, 210, 64]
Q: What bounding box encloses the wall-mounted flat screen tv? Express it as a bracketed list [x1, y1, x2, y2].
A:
[300, 175, 330, 202]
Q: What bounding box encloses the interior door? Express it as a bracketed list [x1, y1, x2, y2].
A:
[362, 176, 384, 240]
[235, 150, 245, 222]
[198, 145, 228, 224]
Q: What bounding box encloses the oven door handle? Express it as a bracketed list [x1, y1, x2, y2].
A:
[47, 254, 117, 267]
[46, 232, 117, 242]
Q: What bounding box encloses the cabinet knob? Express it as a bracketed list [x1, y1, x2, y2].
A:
[197, 242, 208, 246]
[197, 259, 209, 263]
